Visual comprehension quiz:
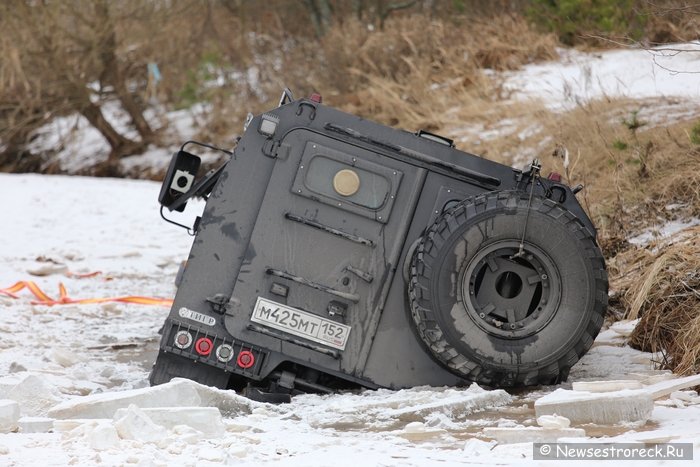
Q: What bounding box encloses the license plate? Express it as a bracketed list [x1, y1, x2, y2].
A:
[251, 297, 351, 350]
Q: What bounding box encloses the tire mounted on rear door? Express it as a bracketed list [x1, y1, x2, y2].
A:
[408, 191, 608, 387]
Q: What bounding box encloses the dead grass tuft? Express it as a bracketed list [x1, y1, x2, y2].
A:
[470, 15, 559, 71]
[613, 228, 700, 375]
[319, 15, 556, 132]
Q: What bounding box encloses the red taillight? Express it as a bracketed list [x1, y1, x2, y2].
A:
[237, 350, 255, 369]
[548, 172, 562, 182]
[309, 92, 322, 103]
[195, 337, 213, 356]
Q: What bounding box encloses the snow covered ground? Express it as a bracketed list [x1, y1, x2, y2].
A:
[1, 174, 699, 466]
[504, 42, 700, 109]
[452, 42, 700, 164]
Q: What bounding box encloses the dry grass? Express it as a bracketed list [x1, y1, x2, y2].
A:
[609, 228, 700, 375]
[458, 98, 700, 243]
[318, 15, 557, 132]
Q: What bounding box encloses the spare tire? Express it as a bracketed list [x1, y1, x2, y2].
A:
[408, 191, 607, 387]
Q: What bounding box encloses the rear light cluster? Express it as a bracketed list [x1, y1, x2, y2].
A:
[173, 330, 255, 369]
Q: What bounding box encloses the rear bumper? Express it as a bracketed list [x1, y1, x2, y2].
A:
[159, 318, 268, 381]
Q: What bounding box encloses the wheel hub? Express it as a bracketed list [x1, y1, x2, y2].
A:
[462, 240, 560, 339]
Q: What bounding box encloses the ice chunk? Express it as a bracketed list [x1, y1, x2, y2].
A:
[572, 380, 643, 392]
[536, 414, 570, 429]
[113, 407, 225, 437]
[174, 378, 255, 416]
[47, 348, 86, 367]
[49, 378, 252, 421]
[463, 438, 496, 456]
[669, 390, 699, 403]
[630, 372, 675, 385]
[27, 262, 68, 276]
[609, 319, 639, 337]
[171, 424, 205, 444]
[483, 426, 586, 444]
[385, 384, 512, 419]
[197, 447, 225, 462]
[53, 419, 111, 433]
[87, 421, 121, 451]
[644, 374, 700, 399]
[396, 421, 446, 441]
[18, 417, 55, 433]
[0, 400, 20, 433]
[535, 388, 654, 424]
[48, 379, 203, 419]
[114, 405, 166, 443]
[0, 373, 61, 416]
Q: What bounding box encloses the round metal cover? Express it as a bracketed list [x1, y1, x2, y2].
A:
[333, 169, 360, 197]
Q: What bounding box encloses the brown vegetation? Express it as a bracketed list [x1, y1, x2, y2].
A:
[609, 228, 700, 376]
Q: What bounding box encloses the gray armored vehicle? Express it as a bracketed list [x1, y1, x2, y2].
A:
[150, 89, 607, 401]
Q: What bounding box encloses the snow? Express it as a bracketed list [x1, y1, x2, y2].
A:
[0, 400, 20, 433]
[482, 426, 586, 444]
[628, 218, 700, 246]
[505, 43, 700, 110]
[26, 102, 225, 176]
[450, 42, 700, 166]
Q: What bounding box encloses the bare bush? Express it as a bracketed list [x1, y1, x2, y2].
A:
[0, 0, 206, 172]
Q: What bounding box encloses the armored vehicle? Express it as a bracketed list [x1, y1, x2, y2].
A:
[150, 89, 607, 401]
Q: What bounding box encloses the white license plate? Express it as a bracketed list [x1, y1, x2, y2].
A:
[251, 297, 351, 350]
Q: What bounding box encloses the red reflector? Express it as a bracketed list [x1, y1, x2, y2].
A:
[548, 172, 562, 182]
[195, 337, 213, 356]
[237, 350, 255, 369]
[309, 92, 322, 103]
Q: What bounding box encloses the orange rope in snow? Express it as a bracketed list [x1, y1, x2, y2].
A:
[0, 280, 173, 307]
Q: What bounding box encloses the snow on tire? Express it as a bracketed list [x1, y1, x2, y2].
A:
[408, 191, 608, 387]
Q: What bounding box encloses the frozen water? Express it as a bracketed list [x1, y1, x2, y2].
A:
[482, 426, 586, 444]
[536, 414, 570, 429]
[535, 388, 654, 424]
[572, 380, 644, 393]
[112, 407, 225, 437]
[645, 374, 700, 399]
[176, 378, 255, 417]
[18, 417, 54, 434]
[48, 378, 253, 421]
[48, 379, 203, 419]
[113, 404, 166, 443]
[0, 374, 61, 416]
[87, 421, 121, 451]
[0, 400, 20, 433]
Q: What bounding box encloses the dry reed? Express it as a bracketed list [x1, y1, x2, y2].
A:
[612, 227, 700, 376]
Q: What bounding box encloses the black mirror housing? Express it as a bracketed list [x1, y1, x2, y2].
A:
[158, 150, 201, 212]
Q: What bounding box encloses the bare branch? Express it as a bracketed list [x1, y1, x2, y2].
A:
[581, 33, 700, 74]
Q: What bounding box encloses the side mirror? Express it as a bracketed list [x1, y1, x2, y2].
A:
[158, 150, 201, 212]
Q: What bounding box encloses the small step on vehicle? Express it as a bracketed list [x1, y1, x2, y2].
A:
[150, 89, 607, 402]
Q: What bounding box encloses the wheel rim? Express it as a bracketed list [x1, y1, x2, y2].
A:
[461, 240, 561, 339]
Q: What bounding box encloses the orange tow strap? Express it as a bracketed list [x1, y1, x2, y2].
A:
[0, 281, 173, 307]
